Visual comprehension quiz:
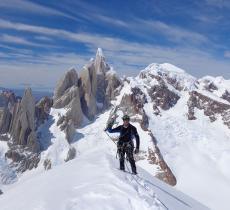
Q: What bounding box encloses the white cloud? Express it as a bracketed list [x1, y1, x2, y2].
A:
[0, 0, 79, 21]
[0, 18, 229, 90]
[1, 34, 47, 47]
[143, 20, 207, 43]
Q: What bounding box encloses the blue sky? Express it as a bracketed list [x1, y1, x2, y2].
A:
[0, 0, 230, 90]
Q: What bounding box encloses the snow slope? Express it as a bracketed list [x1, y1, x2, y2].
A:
[116, 64, 230, 210]
[0, 111, 208, 210]
[146, 94, 230, 210]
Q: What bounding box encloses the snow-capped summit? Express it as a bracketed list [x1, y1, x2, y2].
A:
[139, 63, 197, 91]
[146, 63, 186, 74]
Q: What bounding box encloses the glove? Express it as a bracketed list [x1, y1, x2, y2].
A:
[104, 122, 113, 131]
[134, 148, 139, 154]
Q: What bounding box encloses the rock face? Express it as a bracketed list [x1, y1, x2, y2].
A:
[0, 88, 43, 173]
[35, 96, 53, 127]
[148, 134, 177, 186]
[105, 72, 121, 104]
[53, 68, 78, 102]
[5, 146, 40, 172]
[65, 147, 76, 162]
[0, 91, 16, 134]
[0, 108, 12, 134]
[53, 69, 84, 142]
[9, 88, 40, 152]
[119, 86, 149, 130]
[148, 84, 180, 111]
[222, 90, 230, 103]
[187, 91, 230, 128]
[80, 64, 97, 120]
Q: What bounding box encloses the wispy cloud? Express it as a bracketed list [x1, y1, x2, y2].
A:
[1, 34, 47, 47]
[0, 16, 209, 49]
[0, 0, 79, 21]
[0, 17, 230, 90]
[127, 18, 208, 45]
[1, 30, 230, 90]
[37, 1, 208, 46]
[205, 0, 230, 8]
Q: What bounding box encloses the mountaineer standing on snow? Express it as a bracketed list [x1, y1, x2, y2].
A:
[106, 115, 140, 174]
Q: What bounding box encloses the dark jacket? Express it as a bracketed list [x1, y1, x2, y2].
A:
[107, 124, 140, 149]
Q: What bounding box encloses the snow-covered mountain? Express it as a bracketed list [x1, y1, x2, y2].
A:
[0, 48, 230, 210]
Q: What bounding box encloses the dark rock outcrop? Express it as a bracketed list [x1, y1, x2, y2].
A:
[187, 91, 230, 128]
[35, 96, 53, 127]
[0, 91, 16, 134]
[0, 108, 12, 134]
[147, 133, 177, 186]
[43, 159, 52, 170]
[148, 85, 180, 111]
[5, 145, 40, 172]
[119, 86, 148, 130]
[222, 90, 230, 103]
[65, 147, 76, 162]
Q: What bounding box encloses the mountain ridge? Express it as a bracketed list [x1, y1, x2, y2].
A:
[0, 48, 229, 210]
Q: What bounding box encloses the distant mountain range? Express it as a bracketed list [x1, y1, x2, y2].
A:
[0, 87, 53, 101]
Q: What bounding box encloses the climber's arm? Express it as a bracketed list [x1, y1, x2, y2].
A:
[106, 125, 122, 133]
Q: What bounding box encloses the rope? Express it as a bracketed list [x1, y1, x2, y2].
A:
[104, 130, 169, 210]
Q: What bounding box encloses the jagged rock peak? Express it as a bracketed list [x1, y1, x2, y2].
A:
[54, 68, 78, 100]
[94, 48, 110, 74]
[96, 47, 105, 58]
[21, 87, 36, 130]
[9, 87, 40, 153]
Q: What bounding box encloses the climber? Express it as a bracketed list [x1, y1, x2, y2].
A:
[106, 115, 140, 175]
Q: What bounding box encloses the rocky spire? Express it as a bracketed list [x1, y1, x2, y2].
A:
[53, 68, 78, 102]
[53, 68, 84, 127]
[80, 64, 97, 120]
[0, 91, 16, 134]
[9, 88, 40, 152]
[53, 48, 121, 124]
[94, 48, 109, 75]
